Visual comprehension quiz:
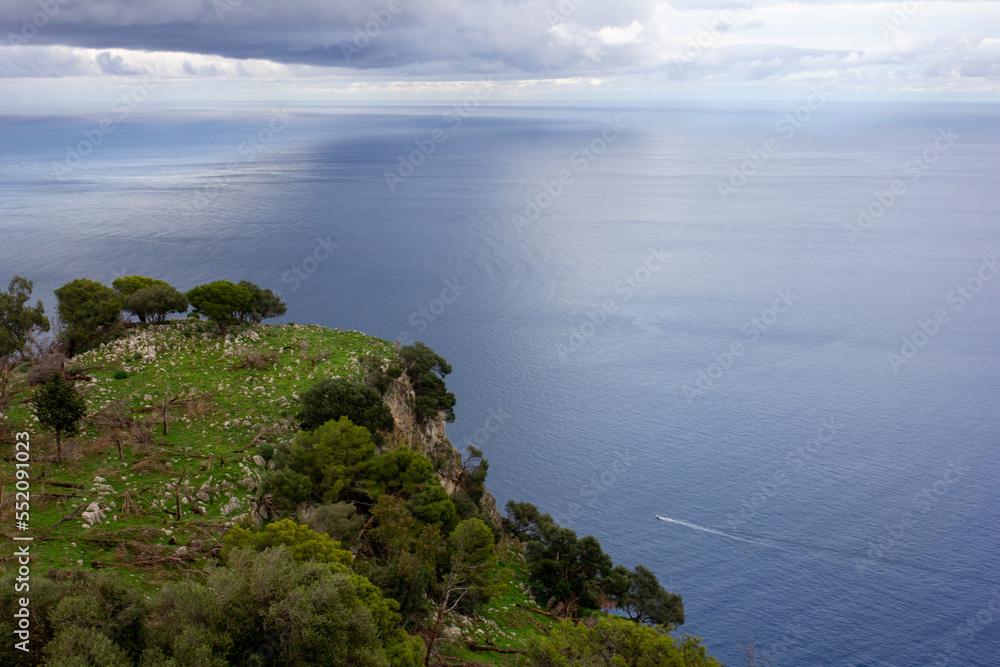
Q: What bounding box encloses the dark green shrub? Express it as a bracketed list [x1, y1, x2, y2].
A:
[399, 342, 456, 422]
[113, 370, 128, 380]
[296, 377, 395, 442]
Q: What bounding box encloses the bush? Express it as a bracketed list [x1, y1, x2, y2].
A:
[296, 378, 395, 442]
[399, 342, 456, 422]
[27, 349, 65, 385]
[113, 370, 128, 380]
[222, 519, 352, 570]
[361, 354, 404, 395]
[527, 616, 722, 667]
[266, 417, 377, 508]
[43, 627, 133, 667]
[299, 502, 366, 545]
[359, 447, 458, 532]
[146, 547, 421, 666]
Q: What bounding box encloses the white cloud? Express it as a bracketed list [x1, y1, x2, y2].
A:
[0, 0, 998, 100]
[598, 21, 645, 47]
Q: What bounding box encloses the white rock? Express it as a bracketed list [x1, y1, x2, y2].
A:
[82, 502, 105, 525]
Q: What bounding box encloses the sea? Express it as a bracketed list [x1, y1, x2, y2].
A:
[1, 101, 998, 666]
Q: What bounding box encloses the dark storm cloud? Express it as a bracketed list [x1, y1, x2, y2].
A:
[0, 0, 659, 74]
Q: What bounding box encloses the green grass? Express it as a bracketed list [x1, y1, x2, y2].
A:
[434, 559, 555, 666]
[1, 320, 393, 582]
[0, 320, 558, 658]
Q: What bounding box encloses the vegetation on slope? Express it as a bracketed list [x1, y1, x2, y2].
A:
[0, 274, 721, 666]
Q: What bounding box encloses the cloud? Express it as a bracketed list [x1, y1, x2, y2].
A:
[0, 0, 996, 96]
[95, 50, 141, 75]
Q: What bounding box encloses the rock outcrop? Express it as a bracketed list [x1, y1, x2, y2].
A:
[382, 375, 502, 527]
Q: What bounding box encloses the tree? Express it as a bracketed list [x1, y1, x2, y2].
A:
[527, 616, 722, 667]
[0, 275, 50, 359]
[42, 627, 133, 667]
[222, 519, 353, 571]
[460, 445, 489, 505]
[607, 564, 685, 628]
[506, 502, 613, 616]
[503, 500, 545, 540]
[296, 377, 395, 441]
[185, 281, 252, 338]
[121, 284, 188, 323]
[0, 572, 71, 666]
[363, 495, 444, 624]
[358, 447, 458, 532]
[424, 518, 498, 666]
[236, 281, 287, 324]
[54, 279, 121, 350]
[46, 571, 147, 662]
[146, 546, 422, 666]
[267, 416, 378, 506]
[111, 275, 169, 299]
[299, 501, 366, 545]
[399, 342, 456, 422]
[34, 373, 86, 461]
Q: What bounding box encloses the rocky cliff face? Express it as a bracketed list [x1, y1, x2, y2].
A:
[382, 376, 502, 526]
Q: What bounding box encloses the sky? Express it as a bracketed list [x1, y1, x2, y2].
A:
[1, 0, 999, 108]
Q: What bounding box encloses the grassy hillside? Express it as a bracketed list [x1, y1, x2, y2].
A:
[0, 320, 556, 662]
[1, 321, 392, 574]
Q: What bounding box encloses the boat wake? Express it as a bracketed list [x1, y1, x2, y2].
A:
[656, 515, 761, 544]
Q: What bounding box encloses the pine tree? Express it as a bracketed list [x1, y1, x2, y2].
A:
[34, 374, 86, 462]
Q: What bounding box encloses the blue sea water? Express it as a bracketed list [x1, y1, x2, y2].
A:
[2, 102, 999, 666]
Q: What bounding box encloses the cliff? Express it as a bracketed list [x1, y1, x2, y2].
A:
[382, 373, 503, 527]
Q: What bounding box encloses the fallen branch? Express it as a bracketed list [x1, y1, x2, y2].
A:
[43, 481, 85, 490]
[233, 425, 269, 453]
[514, 604, 561, 620]
[466, 642, 526, 655]
[50, 501, 88, 529]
